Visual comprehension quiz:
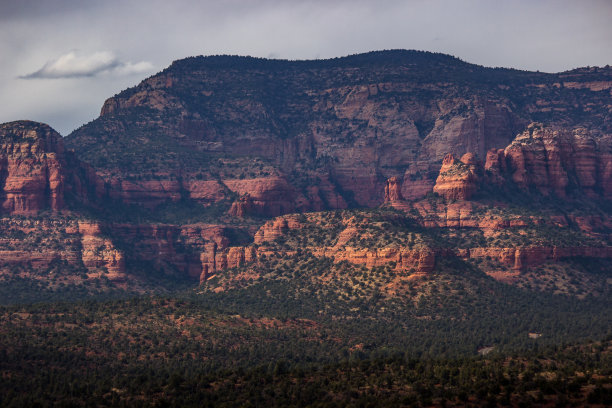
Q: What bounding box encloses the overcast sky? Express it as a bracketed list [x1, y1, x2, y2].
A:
[1, 0, 611, 135]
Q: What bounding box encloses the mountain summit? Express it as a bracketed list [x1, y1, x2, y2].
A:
[66, 50, 612, 214]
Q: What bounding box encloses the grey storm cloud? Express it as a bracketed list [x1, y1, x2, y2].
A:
[20, 51, 154, 79]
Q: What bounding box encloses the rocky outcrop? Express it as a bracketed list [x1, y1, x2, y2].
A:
[224, 177, 301, 217]
[384, 177, 404, 202]
[105, 222, 229, 280]
[0, 122, 67, 214]
[228, 194, 256, 217]
[187, 180, 227, 204]
[485, 123, 612, 199]
[483, 149, 506, 184]
[203, 199, 612, 283]
[200, 242, 436, 282]
[253, 215, 304, 244]
[0, 116, 236, 283]
[78, 221, 126, 281]
[406, 198, 612, 233]
[0, 123, 340, 216]
[200, 244, 257, 283]
[107, 178, 229, 209]
[433, 153, 478, 200]
[70, 51, 612, 212]
[67, 52, 612, 212]
[0, 121, 105, 215]
[108, 178, 182, 208]
[202, 212, 438, 281]
[0, 250, 64, 269]
[321, 246, 436, 274]
[0, 214, 236, 284]
[3, 55, 612, 294]
[457, 246, 612, 270]
[400, 176, 436, 201]
[428, 124, 612, 202]
[0, 218, 124, 281]
[87, 172, 348, 217]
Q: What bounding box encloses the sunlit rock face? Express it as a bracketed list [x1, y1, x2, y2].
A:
[0, 121, 104, 215]
[66, 51, 612, 211]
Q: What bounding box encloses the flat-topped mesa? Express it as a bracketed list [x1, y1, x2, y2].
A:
[200, 212, 438, 284]
[484, 123, 612, 199]
[433, 153, 479, 201]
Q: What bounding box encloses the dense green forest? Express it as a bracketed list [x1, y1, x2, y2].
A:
[0, 297, 610, 407]
[1, 255, 611, 407]
[1, 204, 610, 406]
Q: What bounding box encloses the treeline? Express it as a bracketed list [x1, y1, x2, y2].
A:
[1, 331, 610, 407]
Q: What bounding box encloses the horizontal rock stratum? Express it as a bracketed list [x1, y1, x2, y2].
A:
[1, 50, 611, 295]
[65, 50, 612, 212]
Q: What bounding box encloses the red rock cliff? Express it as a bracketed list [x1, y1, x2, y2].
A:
[485, 123, 612, 199]
[384, 177, 404, 202]
[78, 221, 126, 281]
[0, 121, 67, 214]
[433, 153, 478, 200]
[0, 121, 106, 215]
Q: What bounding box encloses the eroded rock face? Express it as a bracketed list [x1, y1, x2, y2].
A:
[0, 212, 236, 285]
[108, 222, 229, 281]
[224, 177, 298, 217]
[107, 178, 230, 209]
[384, 177, 404, 202]
[75, 51, 590, 211]
[228, 194, 255, 217]
[67, 52, 612, 212]
[78, 221, 126, 281]
[2, 58, 612, 293]
[433, 154, 478, 200]
[428, 124, 612, 202]
[108, 179, 182, 208]
[0, 122, 67, 214]
[200, 244, 257, 283]
[204, 204, 612, 281]
[187, 180, 227, 204]
[0, 121, 105, 215]
[202, 212, 438, 280]
[204, 239, 437, 279]
[458, 246, 612, 270]
[253, 215, 304, 244]
[219, 194, 612, 281]
[485, 123, 612, 198]
[0, 218, 125, 282]
[325, 246, 436, 274]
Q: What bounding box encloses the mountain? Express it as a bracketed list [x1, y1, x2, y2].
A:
[0, 50, 610, 300]
[65, 50, 612, 213]
[1, 50, 611, 406]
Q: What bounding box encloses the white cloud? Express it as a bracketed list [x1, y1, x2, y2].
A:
[113, 61, 155, 76]
[20, 51, 153, 79]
